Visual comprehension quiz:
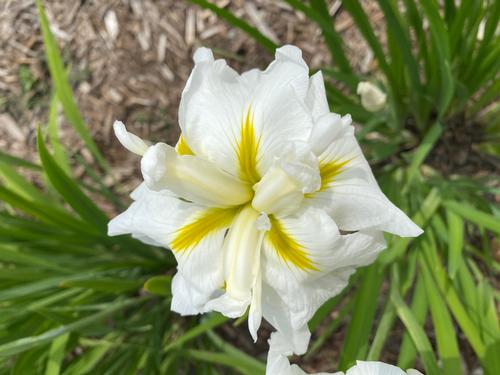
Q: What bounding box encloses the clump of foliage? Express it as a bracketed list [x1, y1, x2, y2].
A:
[0, 0, 498, 374]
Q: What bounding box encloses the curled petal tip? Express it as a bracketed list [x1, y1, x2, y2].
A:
[113, 120, 148, 156]
[193, 47, 214, 63]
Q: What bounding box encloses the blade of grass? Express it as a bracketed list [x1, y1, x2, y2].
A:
[37, 127, 109, 233]
[0, 150, 42, 171]
[390, 267, 440, 375]
[420, 256, 463, 375]
[446, 209, 464, 279]
[44, 332, 70, 375]
[0, 297, 144, 356]
[0, 186, 98, 235]
[338, 265, 384, 370]
[445, 200, 500, 235]
[404, 122, 443, 191]
[377, 0, 423, 106]
[35, 0, 107, 170]
[420, 234, 486, 359]
[288, 0, 353, 77]
[181, 349, 264, 375]
[46, 93, 70, 174]
[341, 0, 399, 104]
[397, 274, 428, 369]
[206, 331, 266, 374]
[164, 313, 228, 352]
[420, 0, 454, 117]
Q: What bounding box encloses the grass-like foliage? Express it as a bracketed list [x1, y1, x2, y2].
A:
[1, 0, 499, 374]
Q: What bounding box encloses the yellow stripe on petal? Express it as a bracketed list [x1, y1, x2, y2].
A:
[237, 108, 260, 184]
[176, 135, 194, 155]
[318, 159, 349, 192]
[171, 207, 238, 252]
[266, 215, 318, 272]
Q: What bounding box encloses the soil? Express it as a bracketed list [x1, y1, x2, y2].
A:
[0, 0, 384, 210]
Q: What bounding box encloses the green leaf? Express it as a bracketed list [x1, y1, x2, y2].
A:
[46, 93, 70, 174]
[0, 161, 52, 204]
[37, 127, 109, 233]
[445, 200, 500, 235]
[35, 0, 107, 170]
[421, 257, 463, 375]
[397, 275, 428, 369]
[187, 0, 277, 52]
[341, 0, 398, 103]
[446, 209, 464, 279]
[288, 0, 353, 78]
[338, 265, 384, 370]
[0, 150, 42, 171]
[143, 276, 172, 297]
[0, 297, 143, 356]
[61, 278, 143, 293]
[44, 333, 70, 375]
[377, 0, 423, 103]
[420, 234, 486, 358]
[391, 267, 440, 375]
[181, 349, 264, 375]
[420, 0, 454, 117]
[164, 313, 228, 352]
[0, 186, 98, 235]
[405, 122, 443, 189]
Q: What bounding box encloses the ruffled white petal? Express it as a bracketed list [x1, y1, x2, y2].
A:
[308, 113, 353, 156]
[113, 121, 149, 156]
[140, 142, 252, 207]
[308, 126, 422, 237]
[108, 185, 229, 314]
[305, 71, 330, 120]
[179, 46, 313, 180]
[262, 220, 386, 332]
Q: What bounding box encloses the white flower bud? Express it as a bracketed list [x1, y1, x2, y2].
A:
[357, 81, 387, 112]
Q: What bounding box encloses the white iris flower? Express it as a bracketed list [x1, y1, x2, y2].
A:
[108, 45, 422, 372]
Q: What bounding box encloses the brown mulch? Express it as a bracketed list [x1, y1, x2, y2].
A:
[0, 0, 384, 203]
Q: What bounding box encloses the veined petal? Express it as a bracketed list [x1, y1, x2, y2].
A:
[205, 205, 263, 319]
[308, 130, 423, 237]
[179, 46, 313, 180]
[171, 207, 238, 253]
[262, 207, 340, 277]
[107, 185, 231, 314]
[262, 216, 386, 331]
[141, 143, 252, 207]
[113, 121, 149, 156]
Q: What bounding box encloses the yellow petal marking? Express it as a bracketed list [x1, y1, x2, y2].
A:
[237, 108, 260, 184]
[176, 135, 194, 155]
[318, 159, 350, 192]
[171, 207, 238, 253]
[266, 215, 318, 272]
